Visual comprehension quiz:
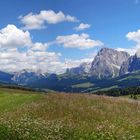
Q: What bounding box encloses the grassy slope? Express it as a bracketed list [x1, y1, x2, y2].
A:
[69, 71, 140, 92]
[72, 82, 94, 88]
[0, 88, 41, 113]
[0, 89, 140, 139]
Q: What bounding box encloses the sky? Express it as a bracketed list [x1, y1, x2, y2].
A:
[0, 0, 140, 74]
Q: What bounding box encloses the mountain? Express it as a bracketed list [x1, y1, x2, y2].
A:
[66, 62, 92, 75]
[89, 48, 130, 79]
[0, 71, 13, 83]
[59, 70, 140, 93]
[12, 69, 46, 85]
[120, 54, 140, 75]
[66, 48, 130, 79]
[0, 47, 140, 93]
[116, 70, 140, 88]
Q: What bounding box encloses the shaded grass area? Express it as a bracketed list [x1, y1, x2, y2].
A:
[72, 82, 94, 88]
[0, 89, 140, 139]
[118, 75, 140, 81]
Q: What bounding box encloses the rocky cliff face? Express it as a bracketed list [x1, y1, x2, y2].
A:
[66, 62, 92, 75]
[90, 48, 130, 79]
[66, 48, 130, 79]
[120, 54, 140, 75]
[12, 69, 46, 85]
[89, 48, 130, 78]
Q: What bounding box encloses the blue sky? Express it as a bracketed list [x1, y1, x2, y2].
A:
[0, 0, 140, 73]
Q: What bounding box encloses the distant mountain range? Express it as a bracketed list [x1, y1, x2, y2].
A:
[1, 47, 140, 93]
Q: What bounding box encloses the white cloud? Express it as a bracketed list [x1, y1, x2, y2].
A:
[0, 24, 31, 48]
[0, 25, 101, 74]
[56, 33, 104, 49]
[126, 29, 140, 43]
[121, 29, 140, 55]
[0, 24, 49, 51]
[31, 42, 48, 51]
[0, 47, 64, 74]
[64, 58, 93, 69]
[0, 25, 94, 74]
[116, 48, 137, 56]
[19, 10, 78, 30]
[115, 29, 140, 57]
[74, 23, 91, 31]
[0, 24, 64, 74]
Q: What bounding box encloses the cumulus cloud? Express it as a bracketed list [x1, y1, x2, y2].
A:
[56, 33, 104, 49]
[64, 58, 93, 69]
[0, 24, 49, 51]
[126, 29, 140, 44]
[125, 29, 140, 56]
[0, 48, 62, 73]
[31, 42, 48, 51]
[0, 24, 64, 73]
[0, 47, 95, 74]
[74, 23, 91, 31]
[116, 48, 137, 56]
[19, 10, 78, 30]
[116, 29, 140, 57]
[0, 24, 101, 74]
[0, 24, 31, 48]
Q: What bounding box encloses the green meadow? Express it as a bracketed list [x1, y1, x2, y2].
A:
[0, 88, 140, 139]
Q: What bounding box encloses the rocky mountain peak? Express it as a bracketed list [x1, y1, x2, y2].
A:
[66, 48, 130, 79]
[66, 62, 92, 75]
[120, 54, 140, 75]
[89, 48, 130, 78]
[136, 48, 140, 58]
[12, 69, 46, 85]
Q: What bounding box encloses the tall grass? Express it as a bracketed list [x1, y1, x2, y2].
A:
[0, 91, 140, 139]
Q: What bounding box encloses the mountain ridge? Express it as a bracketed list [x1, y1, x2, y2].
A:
[0, 47, 140, 93]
